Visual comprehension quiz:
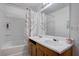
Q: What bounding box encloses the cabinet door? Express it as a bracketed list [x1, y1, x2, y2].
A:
[31, 43, 37, 56]
[37, 44, 45, 56]
[29, 40, 37, 56]
[60, 47, 72, 56]
[37, 43, 58, 56]
[45, 47, 58, 56]
[28, 40, 32, 55]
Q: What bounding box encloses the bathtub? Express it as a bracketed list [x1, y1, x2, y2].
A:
[0, 44, 29, 56]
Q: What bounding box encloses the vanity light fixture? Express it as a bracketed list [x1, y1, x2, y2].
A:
[40, 3, 55, 12]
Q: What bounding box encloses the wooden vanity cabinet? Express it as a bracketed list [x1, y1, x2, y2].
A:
[29, 39, 37, 56]
[29, 39, 73, 56]
[37, 43, 46, 56]
[37, 43, 58, 56]
[60, 47, 73, 56]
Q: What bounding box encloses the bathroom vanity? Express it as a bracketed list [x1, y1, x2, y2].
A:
[28, 36, 73, 56]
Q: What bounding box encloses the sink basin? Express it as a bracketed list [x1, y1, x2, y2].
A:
[44, 40, 63, 46]
[39, 38, 65, 46]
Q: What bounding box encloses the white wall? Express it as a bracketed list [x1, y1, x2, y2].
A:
[70, 3, 79, 56]
[46, 15, 55, 36]
[47, 6, 70, 37]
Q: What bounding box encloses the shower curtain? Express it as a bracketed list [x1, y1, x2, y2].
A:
[25, 8, 47, 38]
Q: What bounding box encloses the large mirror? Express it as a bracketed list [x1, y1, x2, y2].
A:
[43, 3, 70, 38]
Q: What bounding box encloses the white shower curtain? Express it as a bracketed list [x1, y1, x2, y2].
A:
[25, 8, 47, 37]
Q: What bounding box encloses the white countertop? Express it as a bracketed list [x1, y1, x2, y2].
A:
[29, 36, 73, 54]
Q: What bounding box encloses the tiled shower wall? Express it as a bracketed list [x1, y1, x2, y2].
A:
[0, 4, 26, 48]
[0, 4, 29, 56]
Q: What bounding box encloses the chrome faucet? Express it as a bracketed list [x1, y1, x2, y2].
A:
[53, 39, 57, 41]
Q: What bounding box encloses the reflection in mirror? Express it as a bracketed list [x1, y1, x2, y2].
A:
[44, 4, 70, 38]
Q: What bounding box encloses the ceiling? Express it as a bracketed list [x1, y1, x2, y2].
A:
[6, 3, 43, 12]
[5, 3, 69, 14]
[41, 3, 69, 14]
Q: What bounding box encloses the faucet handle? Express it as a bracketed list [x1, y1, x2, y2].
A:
[66, 38, 74, 44]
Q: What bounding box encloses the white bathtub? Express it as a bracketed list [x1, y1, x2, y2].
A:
[0, 44, 29, 56]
